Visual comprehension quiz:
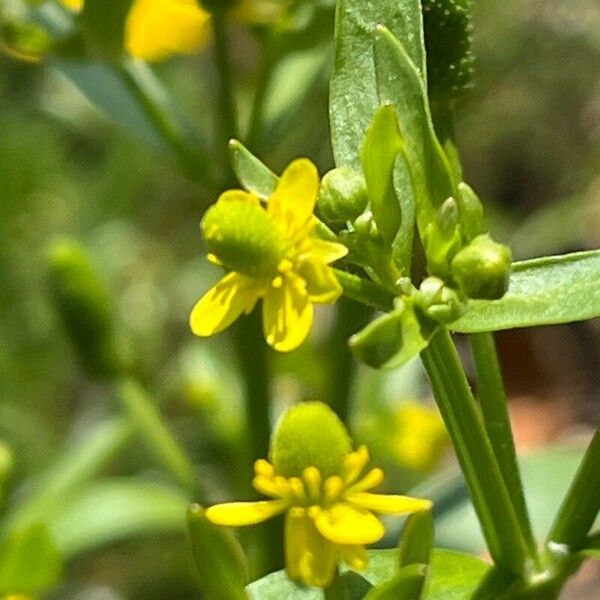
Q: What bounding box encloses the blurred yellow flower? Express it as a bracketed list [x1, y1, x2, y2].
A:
[190, 159, 348, 352]
[206, 445, 432, 587]
[393, 402, 448, 471]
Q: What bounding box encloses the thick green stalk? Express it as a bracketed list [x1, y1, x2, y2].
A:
[421, 329, 529, 575]
[334, 269, 394, 312]
[548, 426, 600, 550]
[470, 332, 539, 562]
[116, 379, 200, 497]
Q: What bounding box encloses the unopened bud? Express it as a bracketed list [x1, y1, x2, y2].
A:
[451, 234, 512, 299]
[317, 167, 369, 225]
[417, 277, 464, 324]
[456, 182, 484, 242]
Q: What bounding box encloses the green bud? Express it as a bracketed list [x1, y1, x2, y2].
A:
[422, 0, 474, 101]
[47, 240, 125, 378]
[202, 200, 286, 278]
[317, 167, 369, 225]
[270, 402, 351, 478]
[424, 198, 463, 278]
[456, 182, 484, 242]
[451, 234, 512, 300]
[417, 277, 464, 324]
[188, 504, 249, 600]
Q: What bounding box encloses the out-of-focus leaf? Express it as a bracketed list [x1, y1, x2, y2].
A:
[188, 505, 249, 600]
[373, 26, 455, 231]
[451, 250, 600, 333]
[7, 418, 133, 532]
[229, 139, 278, 198]
[0, 523, 62, 594]
[246, 549, 489, 599]
[330, 0, 425, 170]
[80, 0, 132, 57]
[364, 563, 426, 600]
[361, 105, 403, 246]
[49, 479, 189, 558]
[412, 444, 600, 554]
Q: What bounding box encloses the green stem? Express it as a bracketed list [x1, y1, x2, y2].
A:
[470, 332, 539, 563]
[323, 567, 345, 600]
[421, 329, 529, 575]
[116, 378, 200, 497]
[326, 298, 372, 423]
[430, 101, 462, 184]
[246, 46, 276, 152]
[334, 270, 394, 312]
[117, 61, 213, 186]
[548, 426, 600, 550]
[212, 11, 238, 152]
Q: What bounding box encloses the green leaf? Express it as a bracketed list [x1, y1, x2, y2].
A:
[364, 563, 426, 600]
[48, 479, 189, 558]
[451, 250, 600, 333]
[229, 139, 278, 198]
[246, 549, 489, 599]
[188, 504, 249, 600]
[329, 0, 425, 170]
[373, 26, 455, 233]
[80, 0, 133, 58]
[361, 105, 403, 246]
[399, 511, 434, 568]
[0, 524, 62, 594]
[349, 301, 435, 370]
[7, 418, 133, 533]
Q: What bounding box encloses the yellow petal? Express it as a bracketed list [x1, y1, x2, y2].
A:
[340, 544, 368, 571]
[126, 0, 210, 62]
[189, 272, 262, 337]
[262, 272, 313, 352]
[268, 159, 319, 243]
[296, 257, 342, 303]
[314, 503, 385, 545]
[285, 510, 337, 588]
[217, 189, 260, 205]
[347, 493, 433, 515]
[205, 499, 288, 526]
[302, 238, 349, 264]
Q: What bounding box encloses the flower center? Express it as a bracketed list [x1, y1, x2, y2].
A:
[202, 200, 288, 279]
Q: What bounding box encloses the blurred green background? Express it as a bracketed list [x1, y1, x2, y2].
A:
[0, 0, 599, 597]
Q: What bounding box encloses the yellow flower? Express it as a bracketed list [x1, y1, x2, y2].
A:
[59, 0, 210, 62]
[206, 445, 432, 587]
[189, 159, 348, 352]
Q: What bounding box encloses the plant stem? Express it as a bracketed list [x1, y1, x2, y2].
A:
[326, 298, 372, 423]
[212, 11, 238, 152]
[116, 378, 200, 497]
[421, 329, 528, 575]
[323, 567, 345, 600]
[246, 46, 276, 152]
[548, 426, 600, 550]
[470, 332, 539, 562]
[334, 270, 394, 312]
[117, 61, 212, 186]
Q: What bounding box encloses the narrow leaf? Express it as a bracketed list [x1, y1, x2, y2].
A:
[361, 105, 403, 245]
[373, 26, 455, 231]
[229, 139, 278, 198]
[364, 563, 426, 600]
[330, 0, 425, 170]
[399, 510, 434, 568]
[451, 250, 600, 333]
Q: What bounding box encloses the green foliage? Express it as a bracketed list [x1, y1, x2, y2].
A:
[0, 524, 62, 594]
[452, 250, 600, 332]
[80, 0, 133, 58]
[229, 139, 278, 198]
[399, 511, 434, 568]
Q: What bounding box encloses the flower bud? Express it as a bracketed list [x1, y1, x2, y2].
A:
[270, 402, 351, 479]
[317, 167, 369, 225]
[202, 199, 286, 278]
[451, 234, 512, 300]
[424, 198, 463, 278]
[417, 277, 464, 324]
[456, 182, 484, 242]
[422, 0, 474, 101]
[47, 240, 125, 378]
